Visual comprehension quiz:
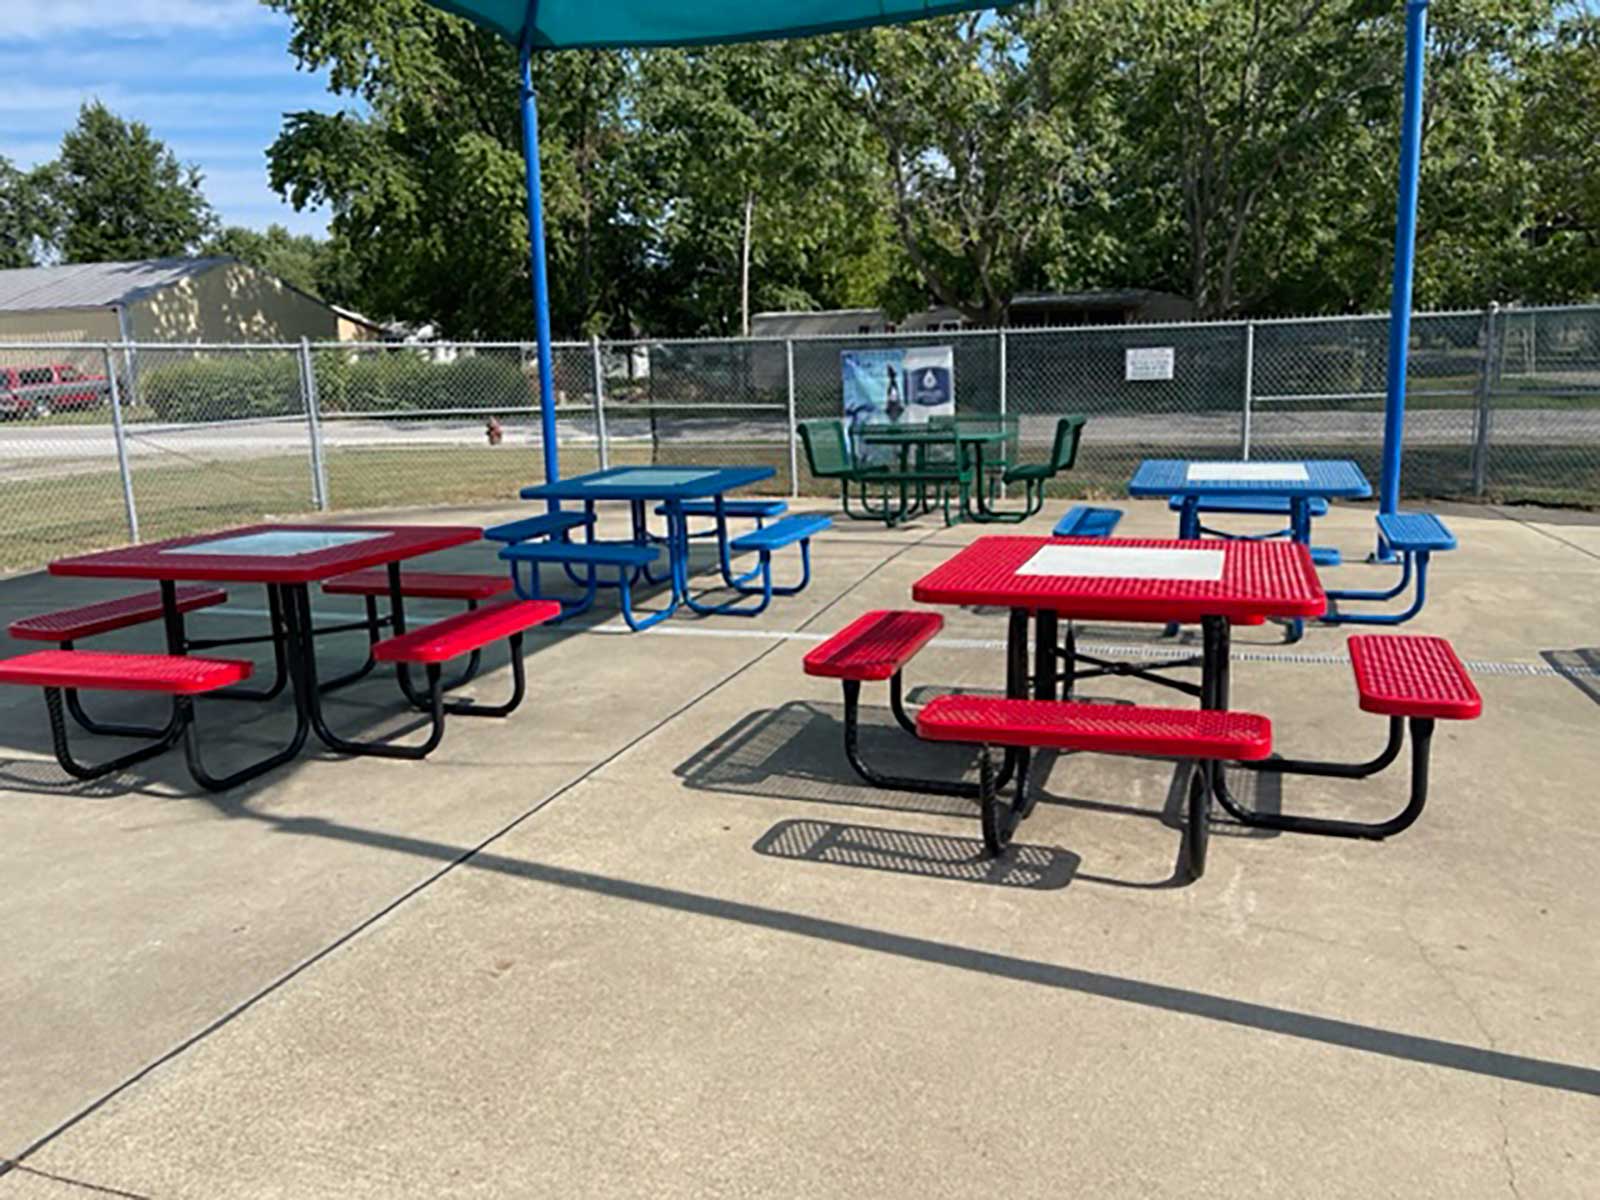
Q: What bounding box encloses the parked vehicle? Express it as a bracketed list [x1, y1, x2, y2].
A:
[0, 364, 111, 419]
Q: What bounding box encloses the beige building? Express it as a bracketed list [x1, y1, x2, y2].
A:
[0, 257, 384, 346]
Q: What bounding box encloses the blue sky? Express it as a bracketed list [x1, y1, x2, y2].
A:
[2, 0, 338, 236]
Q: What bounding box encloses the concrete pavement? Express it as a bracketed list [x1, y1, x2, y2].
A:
[1, 498, 1597, 1197]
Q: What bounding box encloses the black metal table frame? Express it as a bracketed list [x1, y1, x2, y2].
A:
[46, 564, 517, 791]
[836, 605, 1439, 873]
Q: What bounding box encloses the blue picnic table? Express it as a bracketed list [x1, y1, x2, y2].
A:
[511, 465, 789, 628]
[1129, 458, 1372, 639]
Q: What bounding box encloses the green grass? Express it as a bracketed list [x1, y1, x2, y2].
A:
[5, 439, 1597, 574]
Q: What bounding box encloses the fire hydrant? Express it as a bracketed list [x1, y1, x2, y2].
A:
[486, 416, 504, 446]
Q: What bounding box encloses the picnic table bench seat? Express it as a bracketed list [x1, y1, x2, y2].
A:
[0, 648, 257, 787]
[916, 694, 1271, 861]
[9, 585, 228, 643]
[499, 539, 667, 630]
[684, 514, 832, 618]
[804, 609, 943, 681]
[310, 599, 561, 762]
[1322, 511, 1457, 626]
[1225, 633, 1480, 854]
[915, 696, 1273, 759]
[802, 608, 1025, 803]
[501, 540, 659, 568]
[730, 514, 830, 553]
[1167, 494, 1330, 517]
[322, 570, 512, 601]
[1347, 634, 1480, 719]
[0, 649, 252, 694]
[372, 599, 559, 665]
[482, 511, 594, 544]
[657, 498, 788, 520]
[1052, 506, 1123, 538]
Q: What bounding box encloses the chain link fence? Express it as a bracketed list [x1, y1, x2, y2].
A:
[4, 302, 1598, 572]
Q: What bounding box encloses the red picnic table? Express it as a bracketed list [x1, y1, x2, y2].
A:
[809, 534, 1480, 874]
[911, 535, 1326, 710]
[42, 523, 489, 785]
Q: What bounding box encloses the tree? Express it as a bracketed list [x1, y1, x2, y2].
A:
[266, 0, 645, 338]
[1512, 7, 1600, 301]
[827, 9, 1125, 326]
[634, 42, 895, 334]
[0, 157, 61, 269]
[50, 101, 217, 262]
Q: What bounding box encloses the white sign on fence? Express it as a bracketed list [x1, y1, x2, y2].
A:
[1125, 347, 1175, 381]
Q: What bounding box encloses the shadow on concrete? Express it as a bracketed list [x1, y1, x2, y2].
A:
[753, 817, 1080, 891]
[1540, 648, 1600, 708]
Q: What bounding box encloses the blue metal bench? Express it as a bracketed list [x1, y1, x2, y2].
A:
[655, 497, 789, 543]
[1322, 512, 1455, 626]
[483, 511, 594, 544]
[500, 539, 673, 631]
[1169, 493, 1339, 565]
[686, 514, 832, 617]
[1052, 506, 1123, 538]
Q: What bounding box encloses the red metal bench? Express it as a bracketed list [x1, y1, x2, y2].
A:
[9, 586, 228, 642]
[322, 570, 511, 602]
[9, 585, 233, 739]
[804, 609, 984, 797]
[309, 599, 561, 759]
[317, 570, 513, 695]
[916, 694, 1271, 863]
[1223, 633, 1482, 848]
[0, 649, 256, 786]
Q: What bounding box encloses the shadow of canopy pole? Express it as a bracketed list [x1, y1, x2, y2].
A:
[210, 811, 1600, 1100]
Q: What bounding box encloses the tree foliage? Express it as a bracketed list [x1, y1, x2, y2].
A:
[48, 101, 218, 262]
[251, 0, 1598, 334]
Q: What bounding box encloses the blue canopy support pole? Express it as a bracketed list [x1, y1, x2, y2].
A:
[1376, 0, 1429, 560]
[520, 36, 562, 503]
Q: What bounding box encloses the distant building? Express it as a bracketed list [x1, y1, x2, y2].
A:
[0, 257, 385, 346]
[750, 289, 1195, 338]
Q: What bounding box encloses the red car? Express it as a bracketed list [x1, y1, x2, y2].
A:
[0, 363, 110, 419]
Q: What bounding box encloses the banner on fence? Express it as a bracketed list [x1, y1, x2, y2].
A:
[841, 346, 954, 462]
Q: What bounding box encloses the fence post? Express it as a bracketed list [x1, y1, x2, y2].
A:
[589, 334, 610, 470]
[103, 344, 139, 542]
[997, 328, 1009, 497]
[786, 338, 799, 498]
[299, 338, 330, 511]
[1240, 322, 1255, 460]
[1471, 304, 1498, 497]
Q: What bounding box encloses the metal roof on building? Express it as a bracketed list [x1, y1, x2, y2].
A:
[0, 258, 234, 312]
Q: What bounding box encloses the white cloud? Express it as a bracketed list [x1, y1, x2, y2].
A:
[7, 0, 275, 39]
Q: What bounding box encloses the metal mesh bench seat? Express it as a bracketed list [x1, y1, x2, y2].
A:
[916, 694, 1270, 857]
[1375, 511, 1456, 552]
[373, 599, 560, 664]
[0, 649, 252, 694]
[1223, 633, 1481, 852]
[9, 586, 228, 643]
[1347, 634, 1480, 719]
[0, 648, 264, 788]
[322, 570, 512, 601]
[730, 514, 830, 552]
[1323, 512, 1456, 626]
[658, 499, 788, 519]
[684, 515, 832, 618]
[1051, 506, 1123, 538]
[805, 610, 943, 681]
[501, 540, 659, 567]
[916, 696, 1273, 760]
[482, 511, 594, 544]
[1167, 495, 1329, 516]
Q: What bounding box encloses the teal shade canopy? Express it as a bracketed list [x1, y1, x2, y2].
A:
[424, 0, 1000, 48]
